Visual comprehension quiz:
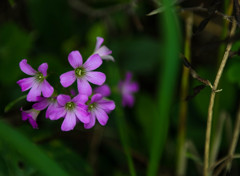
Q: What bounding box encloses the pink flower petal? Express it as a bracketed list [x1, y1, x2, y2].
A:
[95, 46, 112, 56]
[57, 94, 71, 106]
[19, 59, 37, 75]
[72, 94, 89, 104]
[83, 54, 102, 71]
[95, 37, 104, 50]
[128, 82, 139, 92]
[27, 82, 42, 102]
[46, 102, 59, 118]
[60, 71, 76, 87]
[126, 72, 133, 82]
[17, 77, 34, 91]
[90, 94, 102, 104]
[86, 71, 106, 85]
[61, 111, 77, 131]
[94, 84, 111, 97]
[41, 80, 54, 97]
[101, 55, 114, 61]
[77, 79, 92, 96]
[68, 50, 83, 69]
[95, 108, 109, 126]
[123, 94, 134, 107]
[84, 113, 96, 129]
[49, 107, 66, 120]
[98, 99, 115, 112]
[38, 63, 48, 76]
[75, 106, 90, 123]
[32, 98, 49, 110]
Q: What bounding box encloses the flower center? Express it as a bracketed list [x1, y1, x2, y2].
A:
[75, 67, 85, 77]
[65, 102, 75, 111]
[35, 72, 45, 82]
[88, 103, 97, 111]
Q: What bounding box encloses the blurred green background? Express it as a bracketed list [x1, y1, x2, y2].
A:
[1, 0, 240, 175]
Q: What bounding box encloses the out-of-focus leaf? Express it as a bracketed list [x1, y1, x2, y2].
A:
[112, 37, 160, 73]
[4, 95, 26, 113]
[227, 62, 240, 86]
[0, 120, 69, 176]
[135, 93, 157, 150]
[0, 23, 33, 85]
[27, 0, 74, 50]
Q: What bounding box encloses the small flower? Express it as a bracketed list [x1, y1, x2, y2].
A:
[94, 37, 114, 61]
[17, 59, 54, 102]
[118, 72, 139, 107]
[49, 94, 90, 131]
[60, 51, 106, 96]
[84, 91, 115, 129]
[32, 96, 59, 118]
[21, 108, 40, 129]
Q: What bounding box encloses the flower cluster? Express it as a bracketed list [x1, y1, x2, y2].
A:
[17, 37, 115, 131]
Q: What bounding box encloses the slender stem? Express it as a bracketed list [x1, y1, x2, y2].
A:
[203, 20, 237, 176]
[176, 12, 193, 176]
[226, 102, 240, 171]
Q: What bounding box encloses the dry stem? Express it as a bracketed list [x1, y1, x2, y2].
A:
[203, 20, 237, 176]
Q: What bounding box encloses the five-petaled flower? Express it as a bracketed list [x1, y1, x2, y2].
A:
[118, 72, 139, 107]
[94, 37, 114, 61]
[49, 94, 90, 131]
[21, 108, 40, 129]
[84, 85, 115, 129]
[60, 51, 106, 96]
[17, 59, 54, 102]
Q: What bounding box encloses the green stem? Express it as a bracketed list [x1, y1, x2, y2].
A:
[147, 1, 181, 175]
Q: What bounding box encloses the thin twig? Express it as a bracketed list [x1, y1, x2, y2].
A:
[203, 20, 237, 176]
[226, 102, 240, 172]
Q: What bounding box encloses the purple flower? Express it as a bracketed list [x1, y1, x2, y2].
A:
[118, 72, 139, 107]
[17, 59, 54, 102]
[60, 51, 106, 96]
[32, 96, 59, 118]
[21, 108, 40, 129]
[84, 87, 115, 129]
[94, 37, 114, 61]
[49, 94, 90, 131]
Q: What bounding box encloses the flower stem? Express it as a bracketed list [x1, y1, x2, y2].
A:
[176, 12, 193, 176]
[203, 20, 237, 176]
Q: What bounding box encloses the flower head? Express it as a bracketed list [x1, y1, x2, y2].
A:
[60, 51, 106, 96]
[21, 108, 40, 129]
[118, 72, 139, 107]
[32, 96, 59, 118]
[49, 94, 90, 131]
[17, 59, 54, 102]
[84, 85, 115, 129]
[94, 37, 114, 61]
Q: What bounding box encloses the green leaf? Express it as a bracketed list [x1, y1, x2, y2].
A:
[0, 120, 69, 176]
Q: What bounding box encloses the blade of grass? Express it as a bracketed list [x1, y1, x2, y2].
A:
[147, 0, 181, 175]
[0, 120, 69, 176]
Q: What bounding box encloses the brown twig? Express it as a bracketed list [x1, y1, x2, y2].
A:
[203, 20, 237, 176]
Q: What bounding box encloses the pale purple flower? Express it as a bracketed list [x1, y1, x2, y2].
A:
[21, 108, 40, 129]
[17, 59, 54, 102]
[32, 96, 59, 118]
[49, 94, 90, 131]
[94, 37, 114, 61]
[118, 72, 139, 107]
[84, 91, 115, 129]
[60, 51, 106, 96]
